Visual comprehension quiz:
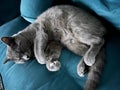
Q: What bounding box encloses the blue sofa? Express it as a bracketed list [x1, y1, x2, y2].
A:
[0, 0, 120, 90]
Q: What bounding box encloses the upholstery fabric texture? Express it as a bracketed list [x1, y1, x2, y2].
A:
[0, 0, 120, 90]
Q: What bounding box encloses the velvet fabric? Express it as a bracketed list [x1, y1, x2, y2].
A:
[0, 0, 120, 90]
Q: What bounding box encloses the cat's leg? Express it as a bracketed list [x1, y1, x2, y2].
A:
[34, 30, 48, 64]
[45, 41, 62, 71]
[84, 48, 105, 90]
[79, 34, 104, 66]
[77, 58, 87, 77]
[61, 37, 89, 76]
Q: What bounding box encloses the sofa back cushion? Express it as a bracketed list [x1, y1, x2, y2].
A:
[20, 0, 53, 23]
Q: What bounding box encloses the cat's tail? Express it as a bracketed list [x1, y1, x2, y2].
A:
[84, 47, 105, 90]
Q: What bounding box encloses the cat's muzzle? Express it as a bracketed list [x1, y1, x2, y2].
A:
[3, 55, 30, 64]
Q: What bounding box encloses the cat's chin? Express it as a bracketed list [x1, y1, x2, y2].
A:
[15, 61, 26, 64]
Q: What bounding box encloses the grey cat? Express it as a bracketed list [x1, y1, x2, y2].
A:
[1, 5, 106, 90]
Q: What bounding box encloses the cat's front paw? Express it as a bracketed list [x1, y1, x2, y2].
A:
[36, 56, 47, 64]
[37, 59, 46, 64]
[46, 59, 61, 72]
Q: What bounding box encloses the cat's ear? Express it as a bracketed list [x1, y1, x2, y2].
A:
[1, 37, 16, 47]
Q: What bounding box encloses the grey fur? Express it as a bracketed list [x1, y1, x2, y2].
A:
[84, 48, 105, 90]
[45, 41, 62, 71]
[1, 5, 106, 90]
[34, 5, 105, 66]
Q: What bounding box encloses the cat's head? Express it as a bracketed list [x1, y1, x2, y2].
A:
[1, 36, 34, 64]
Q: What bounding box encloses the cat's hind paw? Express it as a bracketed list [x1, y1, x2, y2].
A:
[46, 59, 61, 72]
[84, 55, 95, 66]
[77, 59, 86, 77]
[77, 66, 85, 77]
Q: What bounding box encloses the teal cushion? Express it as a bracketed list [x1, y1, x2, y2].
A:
[1, 0, 120, 90]
[72, 0, 120, 30]
[1, 16, 120, 90]
[99, 35, 120, 90]
[20, 0, 53, 23]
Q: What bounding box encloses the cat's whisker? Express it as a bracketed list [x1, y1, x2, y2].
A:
[3, 59, 11, 64]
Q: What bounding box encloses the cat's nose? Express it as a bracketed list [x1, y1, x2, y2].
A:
[27, 55, 30, 58]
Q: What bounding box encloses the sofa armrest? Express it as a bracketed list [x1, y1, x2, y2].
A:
[0, 0, 21, 26]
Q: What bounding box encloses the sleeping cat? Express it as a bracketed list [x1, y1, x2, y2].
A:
[1, 5, 106, 90]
